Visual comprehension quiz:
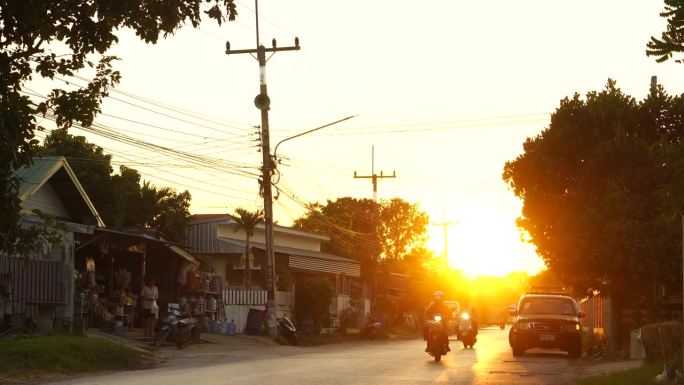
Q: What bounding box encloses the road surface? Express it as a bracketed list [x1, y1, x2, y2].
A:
[51, 327, 586, 385]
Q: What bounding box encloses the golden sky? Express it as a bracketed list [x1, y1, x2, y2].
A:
[31, 1, 684, 276]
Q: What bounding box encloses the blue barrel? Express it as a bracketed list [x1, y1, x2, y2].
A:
[227, 319, 237, 336]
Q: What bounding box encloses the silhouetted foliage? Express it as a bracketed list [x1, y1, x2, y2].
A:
[503, 79, 684, 350]
[231, 208, 264, 289]
[295, 276, 335, 329]
[294, 197, 429, 263]
[0, 0, 236, 254]
[38, 130, 192, 241]
[647, 0, 684, 63]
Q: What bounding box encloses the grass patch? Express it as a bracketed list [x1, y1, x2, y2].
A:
[0, 335, 147, 376]
[575, 363, 663, 385]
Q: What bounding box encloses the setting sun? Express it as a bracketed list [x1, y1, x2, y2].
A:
[427, 205, 546, 277]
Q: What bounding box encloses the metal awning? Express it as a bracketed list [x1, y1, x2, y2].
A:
[169, 245, 197, 264]
[217, 237, 360, 277]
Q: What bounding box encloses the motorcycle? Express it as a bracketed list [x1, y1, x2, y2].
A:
[153, 308, 197, 349]
[278, 316, 298, 345]
[456, 312, 477, 349]
[424, 314, 449, 362]
[365, 317, 382, 340]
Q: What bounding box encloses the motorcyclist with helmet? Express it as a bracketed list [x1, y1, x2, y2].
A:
[423, 290, 451, 352]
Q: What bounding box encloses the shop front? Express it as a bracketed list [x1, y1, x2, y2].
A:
[74, 228, 203, 337]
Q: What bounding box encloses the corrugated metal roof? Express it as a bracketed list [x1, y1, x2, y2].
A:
[190, 213, 329, 241]
[185, 219, 243, 254]
[289, 255, 360, 277]
[189, 214, 232, 224]
[14, 156, 104, 226]
[217, 237, 360, 277]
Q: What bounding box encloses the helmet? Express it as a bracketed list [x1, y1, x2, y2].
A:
[433, 290, 445, 301]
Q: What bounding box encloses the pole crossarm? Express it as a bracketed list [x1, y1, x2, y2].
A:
[353, 146, 396, 202]
[225, 42, 301, 55]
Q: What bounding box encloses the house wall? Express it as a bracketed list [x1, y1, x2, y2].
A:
[185, 220, 244, 254]
[217, 225, 322, 251]
[22, 181, 71, 220]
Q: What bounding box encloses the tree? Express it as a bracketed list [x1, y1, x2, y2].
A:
[294, 197, 429, 263]
[647, 0, 684, 63]
[294, 197, 431, 316]
[38, 130, 192, 241]
[295, 276, 335, 328]
[0, 0, 236, 255]
[231, 208, 264, 290]
[503, 80, 684, 352]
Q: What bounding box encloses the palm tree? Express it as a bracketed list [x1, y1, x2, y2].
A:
[231, 208, 264, 289]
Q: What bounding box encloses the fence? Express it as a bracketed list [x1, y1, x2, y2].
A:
[0, 255, 67, 319]
[580, 294, 607, 334]
[223, 289, 268, 305]
[222, 289, 295, 333]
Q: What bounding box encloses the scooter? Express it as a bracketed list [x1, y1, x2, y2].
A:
[365, 317, 382, 339]
[153, 308, 197, 349]
[278, 316, 298, 345]
[424, 314, 449, 362]
[456, 312, 477, 349]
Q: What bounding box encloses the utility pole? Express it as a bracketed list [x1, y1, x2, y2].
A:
[353, 146, 396, 202]
[432, 221, 456, 268]
[225, 0, 300, 338]
[354, 146, 395, 318]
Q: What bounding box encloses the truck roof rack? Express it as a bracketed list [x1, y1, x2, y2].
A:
[526, 286, 568, 295]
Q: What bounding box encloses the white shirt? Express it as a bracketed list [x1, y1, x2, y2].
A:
[140, 285, 158, 309]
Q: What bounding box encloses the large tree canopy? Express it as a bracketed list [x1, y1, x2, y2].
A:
[38, 130, 192, 241]
[647, 0, 684, 63]
[0, 0, 236, 253]
[293, 197, 430, 264]
[503, 80, 684, 299]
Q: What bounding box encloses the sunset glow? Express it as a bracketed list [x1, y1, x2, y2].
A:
[427, 205, 546, 277]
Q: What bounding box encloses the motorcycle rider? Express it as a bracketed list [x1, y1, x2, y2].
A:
[424, 290, 451, 352]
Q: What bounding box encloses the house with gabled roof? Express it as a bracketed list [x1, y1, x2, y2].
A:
[1, 156, 104, 332]
[185, 214, 369, 332]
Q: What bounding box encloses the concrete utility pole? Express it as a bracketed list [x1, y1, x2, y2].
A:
[225, 0, 300, 338]
[353, 146, 396, 202]
[354, 146, 395, 317]
[432, 221, 456, 268]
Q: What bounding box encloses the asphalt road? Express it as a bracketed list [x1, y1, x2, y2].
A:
[51, 327, 585, 385]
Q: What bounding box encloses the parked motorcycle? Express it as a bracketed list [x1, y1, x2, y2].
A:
[456, 312, 477, 349]
[153, 308, 197, 349]
[365, 317, 382, 340]
[278, 316, 298, 345]
[424, 314, 449, 362]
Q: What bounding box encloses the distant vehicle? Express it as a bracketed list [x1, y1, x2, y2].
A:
[154, 308, 197, 349]
[456, 312, 477, 348]
[365, 316, 382, 340]
[443, 300, 461, 335]
[424, 313, 449, 362]
[278, 317, 298, 345]
[508, 288, 584, 359]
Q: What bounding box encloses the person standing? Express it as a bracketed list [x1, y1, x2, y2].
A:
[141, 278, 158, 337]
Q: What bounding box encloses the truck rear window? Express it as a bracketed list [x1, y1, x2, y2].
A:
[520, 297, 576, 315]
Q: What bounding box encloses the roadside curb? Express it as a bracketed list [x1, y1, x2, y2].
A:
[87, 330, 154, 355]
[579, 359, 644, 377]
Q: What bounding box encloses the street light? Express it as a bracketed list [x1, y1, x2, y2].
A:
[272, 115, 357, 161]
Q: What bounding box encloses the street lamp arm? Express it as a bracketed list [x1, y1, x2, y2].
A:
[273, 115, 357, 159]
